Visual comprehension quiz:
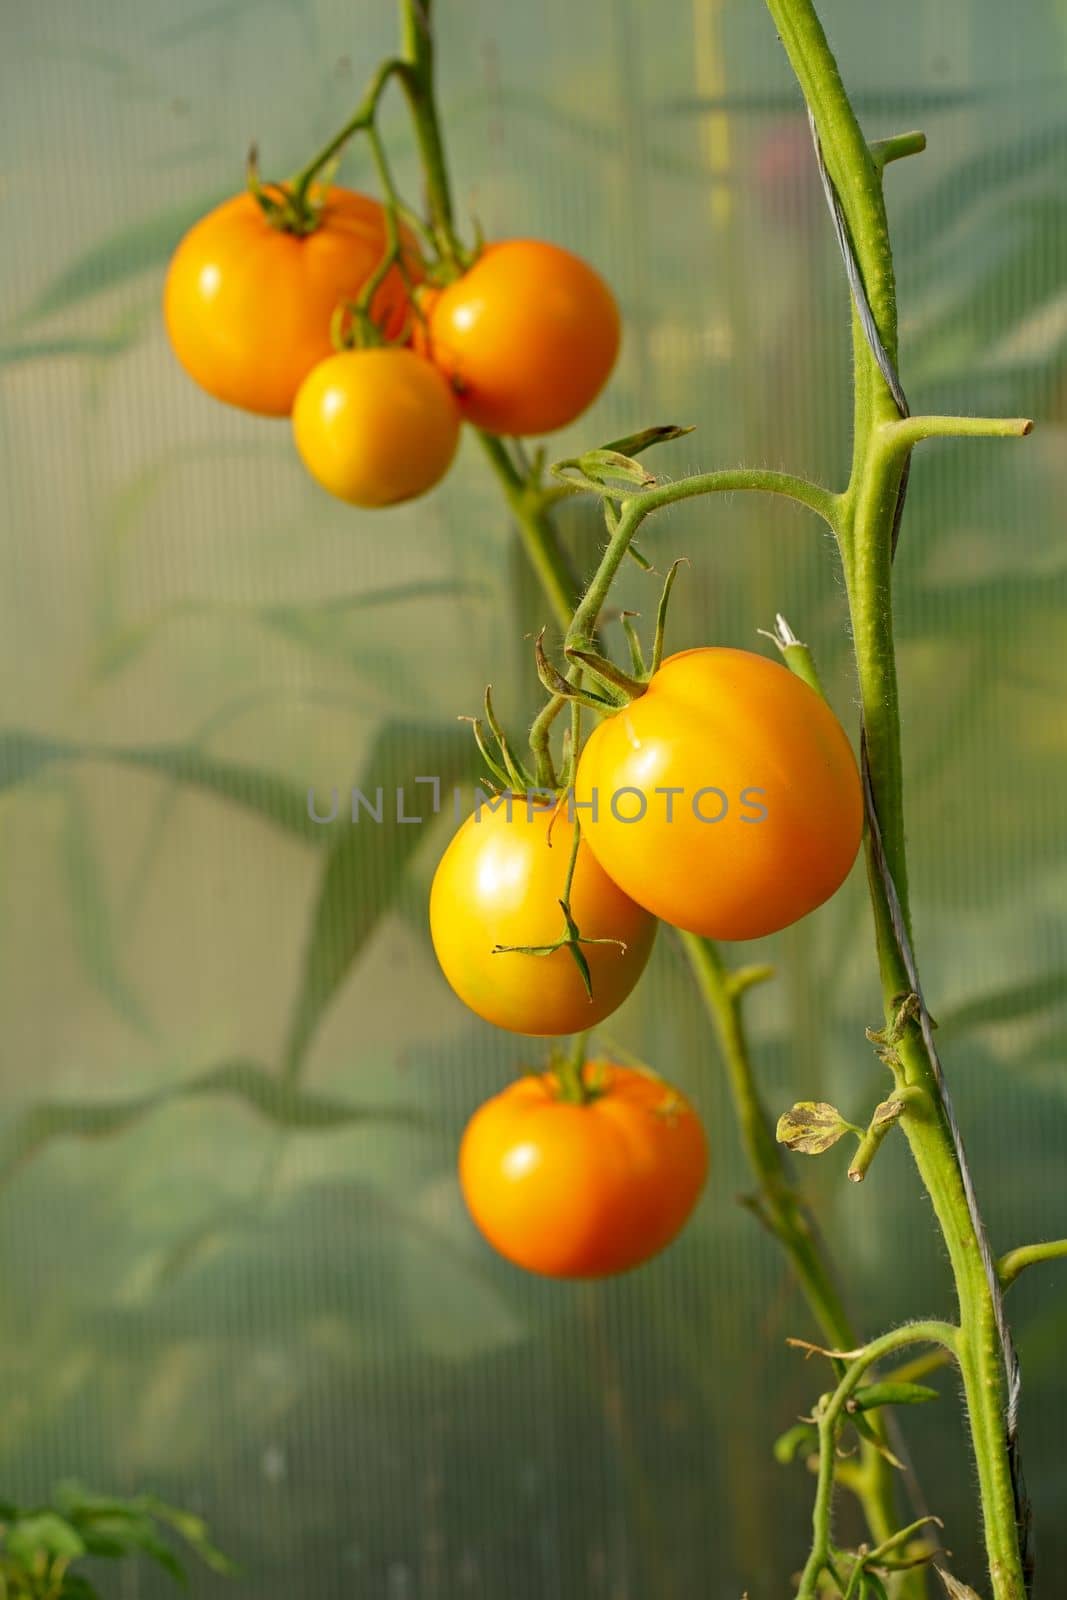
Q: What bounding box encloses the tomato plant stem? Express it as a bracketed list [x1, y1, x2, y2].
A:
[477, 433, 580, 632]
[765, 1, 1030, 1592]
[678, 933, 912, 1560]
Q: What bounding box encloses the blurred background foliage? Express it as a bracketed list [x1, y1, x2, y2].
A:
[2, 0, 1066, 1595]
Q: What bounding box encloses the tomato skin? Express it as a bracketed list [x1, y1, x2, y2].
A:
[574, 648, 863, 941]
[459, 1063, 708, 1278]
[163, 189, 420, 416]
[429, 800, 656, 1036]
[425, 240, 620, 436]
[292, 347, 460, 507]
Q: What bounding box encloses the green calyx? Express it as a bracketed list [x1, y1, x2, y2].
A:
[246, 145, 326, 236]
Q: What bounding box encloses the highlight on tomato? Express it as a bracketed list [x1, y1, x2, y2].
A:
[163, 187, 420, 416]
[428, 797, 656, 1036]
[292, 346, 460, 507]
[423, 239, 621, 437]
[459, 1061, 709, 1278]
[573, 647, 863, 941]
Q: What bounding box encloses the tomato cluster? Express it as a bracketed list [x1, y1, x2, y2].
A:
[164, 187, 620, 507]
[432, 648, 863, 1277]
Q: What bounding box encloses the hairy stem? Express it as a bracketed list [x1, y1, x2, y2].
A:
[766, 0, 1030, 1592]
[797, 1323, 959, 1599]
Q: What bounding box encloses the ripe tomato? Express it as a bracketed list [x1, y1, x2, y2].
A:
[429, 798, 656, 1035]
[164, 188, 420, 416]
[424, 240, 620, 436]
[574, 648, 863, 941]
[292, 347, 460, 507]
[459, 1062, 708, 1278]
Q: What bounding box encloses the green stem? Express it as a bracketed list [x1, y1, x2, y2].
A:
[289, 56, 406, 209]
[680, 934, 910, 1556]
[998, 1240, 1067, 1290]
[765, 2, 1030, 1593]
[396, 0, 465, 264]
[478, 433, 580, 633]
[797, 1323, 959, 1600]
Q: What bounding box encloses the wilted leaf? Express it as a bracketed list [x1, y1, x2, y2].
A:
[936, 1570, 985, 1600]
[775, 1101, 854, 1155]
[283, 720, 478, 1077]
[847, 1381, 940, 1413]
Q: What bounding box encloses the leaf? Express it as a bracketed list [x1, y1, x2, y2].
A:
[283, 720, 478, 1076]
[936, 1570, 985, 1600]
[0, 729, 79, 792]
[600, 424, 694, 459]
[0, 335, 134, 365]
[139, 1498, 237, 1577]
[0, 728, 323, 845]
[847, 1381, 940, 1413]
[772, 1421, 817, 1464]
[31, 193, 228, 317]
[101, 742, 323, 843]
[0, 1058, 421, 1187]
[775, 1101, 854, 1155]
[937, 971, 1067, 1039]
[4, 1512, 86, 1566]
[61, 777, 154, 1037]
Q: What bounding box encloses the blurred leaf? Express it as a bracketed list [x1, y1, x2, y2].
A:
[31, 194, 227, 317]
[0, 728, 323, 844]
[0, 1058, 421, 1186]
[283, 720, 478, 1077]
[94, 580, 484, 681]
[896, 121, 1067, 263]
[103, 741, 323, 842]
[937, 972, 1067, 1039]
[61, 778, 154, 1037]
[0, 335, 133, 365]
[772, 1421, 817, 1464]
[140, 1497, 237, 1576]
[0, 730, 78, 792]
[4, 1511, 86, 1566]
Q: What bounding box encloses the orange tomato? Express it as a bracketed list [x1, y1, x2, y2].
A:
[574, 648, 863, 941]
[424, 240, 620, 436]
[292, 347, 460, 507]
[429, 798, 656, 1035]
[459, 1062, 709, 1278]
[164, 188, 420, 416]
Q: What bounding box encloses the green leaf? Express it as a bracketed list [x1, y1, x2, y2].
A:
[0, 335, 134, 365]
[775, 1101, 855, 1155]
[61, 777, 154, 1037]
[0, 1058, 421, 1186]
[937, 971, 1067, 1039]
[283, 720, 478, 1077]
[31, 193, 228, 317]
[847, 1381, 940, 1413]
[0, 728, 323, 845]
[4, 1512, 86, 1566]
[0, 730, 78, 792]
[139, 1498, 237, 1577]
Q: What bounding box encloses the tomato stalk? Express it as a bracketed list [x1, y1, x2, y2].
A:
[369, 1, 919, 1568]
